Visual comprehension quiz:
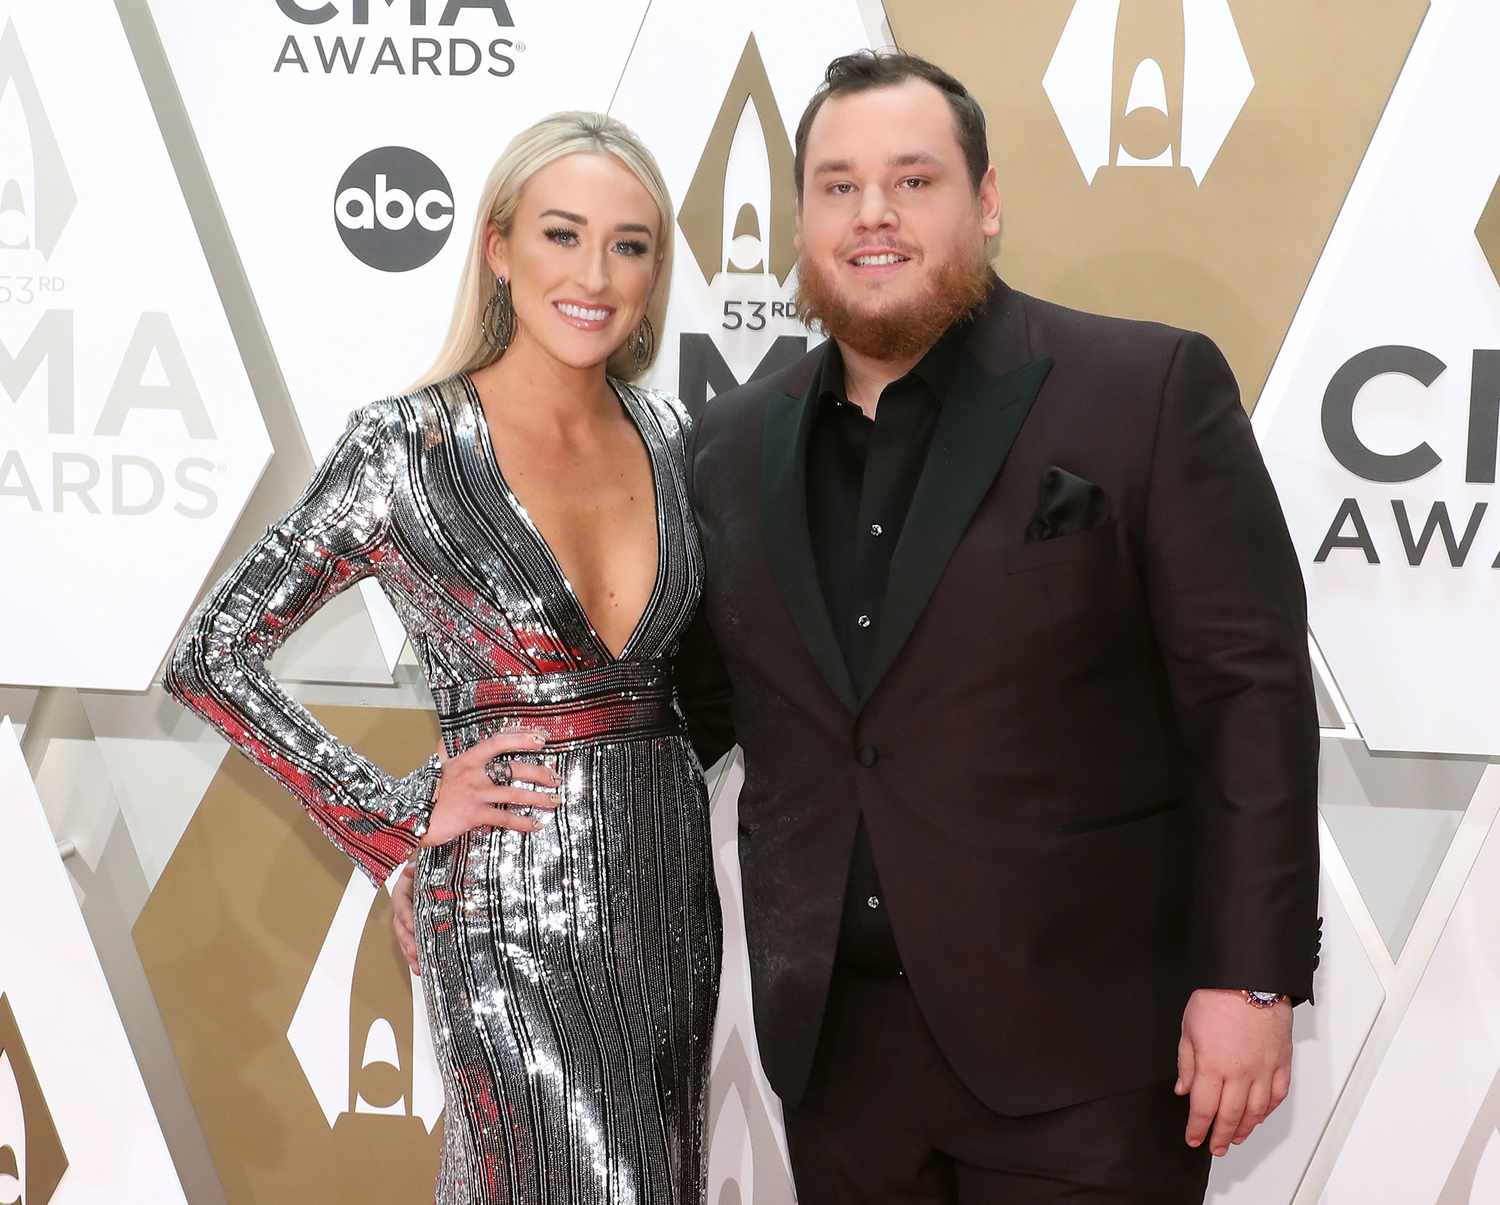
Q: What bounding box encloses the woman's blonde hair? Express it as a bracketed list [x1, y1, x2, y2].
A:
[413, 111, 674, 390]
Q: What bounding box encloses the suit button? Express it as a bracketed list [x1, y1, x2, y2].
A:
[857, 745, 879, 767]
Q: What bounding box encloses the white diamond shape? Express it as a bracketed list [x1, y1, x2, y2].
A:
[1043, 0, 1253, 186]
[286, 867, 443, 1133]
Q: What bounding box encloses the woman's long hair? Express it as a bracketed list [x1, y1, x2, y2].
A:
[413, 111, 674, 389]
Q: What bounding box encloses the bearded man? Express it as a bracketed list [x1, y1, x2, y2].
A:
[675, 49, 1320, 1204]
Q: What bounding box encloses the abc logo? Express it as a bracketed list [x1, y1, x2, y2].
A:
[334, 146, 454, 272]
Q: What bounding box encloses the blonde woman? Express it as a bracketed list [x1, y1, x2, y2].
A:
[166, 113, 721, 1203]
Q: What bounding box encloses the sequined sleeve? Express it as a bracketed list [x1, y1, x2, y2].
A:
[164, 400, 438, 886]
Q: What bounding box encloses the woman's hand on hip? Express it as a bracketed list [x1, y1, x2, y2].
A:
[419, 729, 560, 847]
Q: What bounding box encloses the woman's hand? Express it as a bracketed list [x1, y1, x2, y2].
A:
[393, 862, 419, 975]
[419, 729, 560, 847]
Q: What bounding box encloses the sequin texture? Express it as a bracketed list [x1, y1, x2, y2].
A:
[166, 374, 721, 1203]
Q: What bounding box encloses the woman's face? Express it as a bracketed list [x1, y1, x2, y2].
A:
[486, 152, 662, 373]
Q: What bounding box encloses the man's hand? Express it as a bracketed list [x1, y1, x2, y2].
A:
[1175, 988, 1292, 1156]
[393, 861, 419, 976]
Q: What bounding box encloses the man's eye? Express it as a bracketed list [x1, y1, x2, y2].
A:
[829, 182, 854, 195]
[898, 177, 927, 189]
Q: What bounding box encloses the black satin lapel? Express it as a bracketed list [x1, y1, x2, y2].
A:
[863, 356, 1055, 703]
[761, 390, 858, 712]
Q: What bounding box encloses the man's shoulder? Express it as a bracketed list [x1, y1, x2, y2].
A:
[1015, 289, 1209, 368]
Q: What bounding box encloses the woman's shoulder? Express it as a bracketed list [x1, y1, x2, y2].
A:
[344, 373, 469, 443]
[616, 379, 693, 439]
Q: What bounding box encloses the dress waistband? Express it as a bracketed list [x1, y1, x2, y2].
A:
[431, 659, 682, 752]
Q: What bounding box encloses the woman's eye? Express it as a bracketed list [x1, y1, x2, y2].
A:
[615, 240, 650, 257]
[544, 227, 579, 246]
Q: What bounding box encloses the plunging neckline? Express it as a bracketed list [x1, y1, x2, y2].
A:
[460, 372, 666, 665]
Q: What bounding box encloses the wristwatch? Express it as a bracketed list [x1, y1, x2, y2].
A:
[1243, 990, 1287, 1009]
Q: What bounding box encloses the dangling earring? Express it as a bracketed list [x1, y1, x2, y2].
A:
[482, 276, 516, 354]
[630, 314, 655, 374]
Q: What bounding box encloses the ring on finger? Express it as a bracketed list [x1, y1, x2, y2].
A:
[485, 755, 513, 788]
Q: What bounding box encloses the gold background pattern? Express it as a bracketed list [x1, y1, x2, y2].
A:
[885, 0, 1429, 412]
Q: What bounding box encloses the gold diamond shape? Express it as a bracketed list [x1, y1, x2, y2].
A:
[1478, 175, 1500, 286]
[134, 705, 443, 1202]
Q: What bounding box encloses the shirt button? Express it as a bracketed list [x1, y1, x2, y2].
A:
[857, 745, 879, 767]
[856, 614, 871, 629]
[866, 895, 881, 909]
[870, 523, 883, 537]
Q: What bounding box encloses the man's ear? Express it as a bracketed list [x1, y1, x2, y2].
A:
[977, 165, 1002, 240]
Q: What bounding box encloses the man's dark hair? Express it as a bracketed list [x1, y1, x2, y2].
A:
[792, 50, 990, 203]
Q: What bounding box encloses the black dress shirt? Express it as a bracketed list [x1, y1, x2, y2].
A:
[806, 317, 972, 972]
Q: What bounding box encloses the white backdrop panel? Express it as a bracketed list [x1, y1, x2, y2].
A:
[0, 3, 270, 691]
[1321, 765, 1500, 1203]
[0, 718, 187, 1202]
[148, 0, 652, 456]
[1254, 0, 1500, 757]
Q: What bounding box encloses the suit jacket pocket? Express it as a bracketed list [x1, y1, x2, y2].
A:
[1003, 517, 1118, 575]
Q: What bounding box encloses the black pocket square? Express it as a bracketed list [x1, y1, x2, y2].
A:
[1024, 466, 1110, 543]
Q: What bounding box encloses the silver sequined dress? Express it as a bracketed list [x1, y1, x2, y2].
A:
[165, 374, 721, 1204]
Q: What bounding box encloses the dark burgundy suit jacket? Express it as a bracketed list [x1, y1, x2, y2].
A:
[677, 279, 1320, 1117]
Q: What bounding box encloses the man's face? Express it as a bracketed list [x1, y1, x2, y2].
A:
[796, 78, 1000, 329]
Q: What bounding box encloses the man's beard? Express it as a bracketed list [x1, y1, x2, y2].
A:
[793, 245, 993, 361]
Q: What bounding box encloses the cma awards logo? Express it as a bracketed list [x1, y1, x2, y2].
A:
[286, 870, 442, 1137]
[0, 994, 67, 1205]
[0, 22, 70, 260]
[674, 34, 810, 414]
[1042, 0, 1254, 187]
[1312, 180, 1500, 571]
[334, 146, 455, 272]
[0, 20, 223, 520]
[273, 0, 521, 78]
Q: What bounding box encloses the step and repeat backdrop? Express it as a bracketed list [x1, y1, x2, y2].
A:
[1, 0, 1498, 1201]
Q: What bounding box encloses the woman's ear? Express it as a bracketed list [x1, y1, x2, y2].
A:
[483, 222, 509, 281]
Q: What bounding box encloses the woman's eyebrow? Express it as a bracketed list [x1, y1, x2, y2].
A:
[538, 209, 652, 236]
